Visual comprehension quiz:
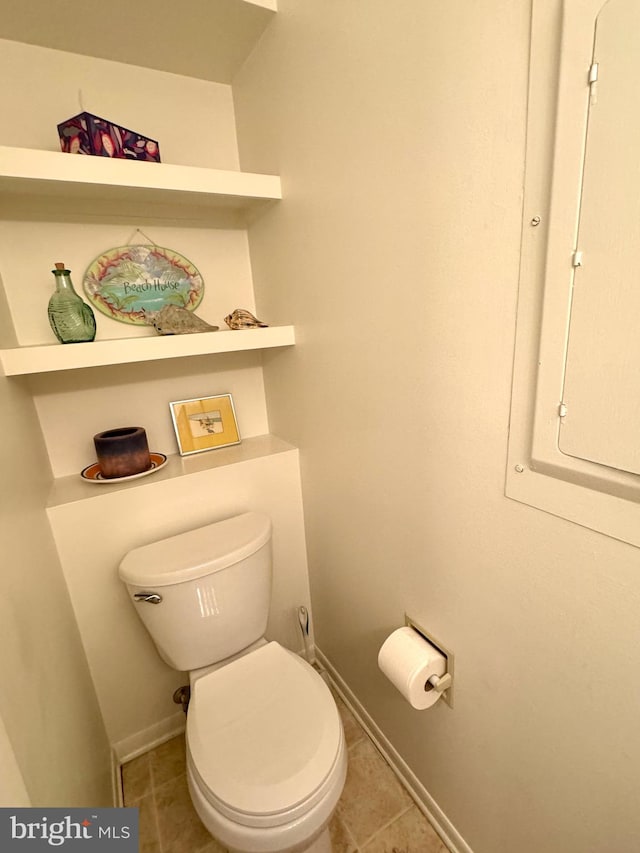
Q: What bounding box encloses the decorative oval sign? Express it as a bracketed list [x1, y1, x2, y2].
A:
[83, 244, 205, 326]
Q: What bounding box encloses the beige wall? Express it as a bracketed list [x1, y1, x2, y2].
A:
[0, 714, 30, 807]
[233, 3, 640, 852]
[0, 361, 112, 806]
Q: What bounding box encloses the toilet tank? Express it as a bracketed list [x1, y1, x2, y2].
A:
[119, 512, 272, 671]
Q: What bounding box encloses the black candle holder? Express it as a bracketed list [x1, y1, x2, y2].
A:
[94, 427, 151, 479]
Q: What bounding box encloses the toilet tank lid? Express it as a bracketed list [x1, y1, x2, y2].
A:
[118, 512, 272, 587]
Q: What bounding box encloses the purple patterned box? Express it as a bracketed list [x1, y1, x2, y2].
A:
[57, 112, 161, 162]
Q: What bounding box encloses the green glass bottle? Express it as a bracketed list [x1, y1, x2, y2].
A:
[47, 262, 96, 344]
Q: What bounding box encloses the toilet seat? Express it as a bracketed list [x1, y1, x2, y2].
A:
[186, 642, 343, 830]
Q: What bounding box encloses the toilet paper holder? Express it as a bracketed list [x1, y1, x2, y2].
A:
[405, 614, 455, 708]
[427, 672, 452, 693]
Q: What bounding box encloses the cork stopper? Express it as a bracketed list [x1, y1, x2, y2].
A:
[54, 263, 66, 270]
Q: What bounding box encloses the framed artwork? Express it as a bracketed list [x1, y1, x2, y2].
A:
[169, 394, 241, 456]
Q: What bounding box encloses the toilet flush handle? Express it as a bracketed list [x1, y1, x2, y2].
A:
[133, 591, 163, 604]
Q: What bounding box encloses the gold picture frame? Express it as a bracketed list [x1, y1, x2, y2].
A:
[169, 394, 241, 456]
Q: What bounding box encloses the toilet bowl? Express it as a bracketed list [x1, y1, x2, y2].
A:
[187, 642, 347, 853]
[119, 512, 347, 853]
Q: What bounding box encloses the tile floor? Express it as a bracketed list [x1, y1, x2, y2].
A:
[121, 692, 448, 853]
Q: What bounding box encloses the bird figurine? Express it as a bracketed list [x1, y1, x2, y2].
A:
[224, 308, 269, 330]
[145, 305, 219, 335]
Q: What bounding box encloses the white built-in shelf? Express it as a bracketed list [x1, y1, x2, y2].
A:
[0, 0, 275, 84]
[47, 434, 296, 509]
[0, 326, 295, 376]
[0, 147, 290, 373]
[0, 146, 281, 216]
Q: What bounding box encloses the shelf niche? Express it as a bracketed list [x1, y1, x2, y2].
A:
[0, 0, 277, 85]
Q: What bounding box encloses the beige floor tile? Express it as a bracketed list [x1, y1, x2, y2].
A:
[154, 773, 213, 853]
[122, 753, 152, 805]
[329, 812, 359, 852]
[196, 841, 229, 853]
[149, 735, 187, 788]
[121, 700, 448, 853]
[361, 805, 448, 853]
[129, 793, 160, 853]
[336, 737, 412, 847]
[334, 695, 367, 750]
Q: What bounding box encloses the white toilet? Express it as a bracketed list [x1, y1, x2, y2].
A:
[119, 512, 347, 853]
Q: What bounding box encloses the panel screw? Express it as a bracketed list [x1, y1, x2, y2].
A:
[514, 464, 525, 473]
[530, 216, 541, 227]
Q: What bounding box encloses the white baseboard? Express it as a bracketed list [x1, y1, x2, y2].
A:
[316, 647, 473, 853]
[113, 711, 186, 766]
[111, 749, 123, 807]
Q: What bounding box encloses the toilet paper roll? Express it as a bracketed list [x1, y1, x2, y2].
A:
[378, 626, 447, 710]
